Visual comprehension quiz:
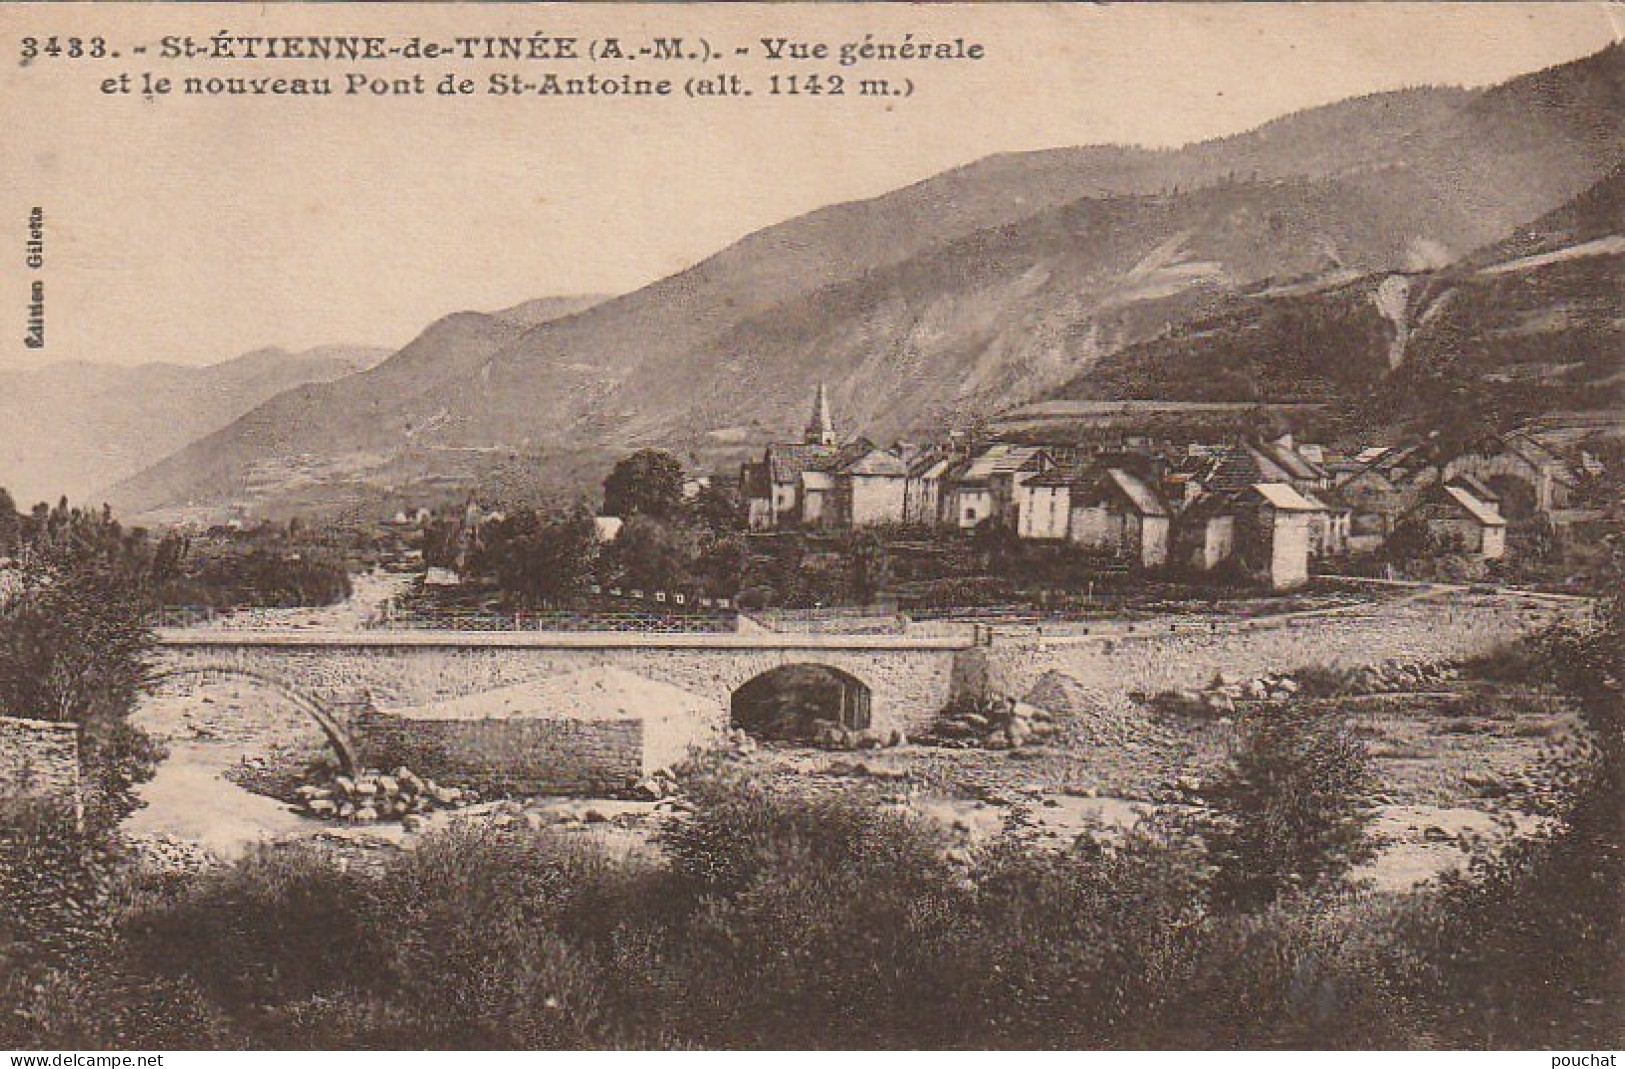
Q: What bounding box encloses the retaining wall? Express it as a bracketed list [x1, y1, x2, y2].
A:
[0, 715, 80, 809]
[354, 705, 719, 796]
[981, 594, 1582, 703]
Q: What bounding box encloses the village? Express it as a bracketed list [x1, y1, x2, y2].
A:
[729, 384, 1590, 591]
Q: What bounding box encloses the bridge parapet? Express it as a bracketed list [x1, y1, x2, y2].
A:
[153, 629, 975, 739]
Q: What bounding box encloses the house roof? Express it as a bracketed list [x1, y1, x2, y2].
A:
[766, 442, 839, 484]
[1295, 486, 1351, 513]
[838, 447, 908, 478]
[1503, 431, 1576, 485]
[1251, 438, 1329, 483]
[1194, 445, 1264, 494]
[962, 443, 1044, 481]
[908, 454, 955, 480]
[1447, 472, 1501, 503]
[1023, 466, 1080, 489]
[1442, 485, 1507, 526]
[1248, 482, 1325, 512]
[1104, 469, 1169, 517]
[1073, 467, 1169, 517]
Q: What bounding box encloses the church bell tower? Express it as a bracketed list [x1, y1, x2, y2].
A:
[804, 382, 837, 446]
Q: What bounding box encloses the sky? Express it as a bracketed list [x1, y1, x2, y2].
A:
[0, 2, 1618, 371]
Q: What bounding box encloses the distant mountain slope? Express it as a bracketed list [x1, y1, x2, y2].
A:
[111, 45, 1625, 518]
[0, 345, 389, 506]
[1041, 166, 1625, 439]
[491, 295, 613, 329]
[107, 298, 607, 516]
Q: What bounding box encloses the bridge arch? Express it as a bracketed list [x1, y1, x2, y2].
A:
[143, 665, 359, 773]
[729, 662, 873, 741]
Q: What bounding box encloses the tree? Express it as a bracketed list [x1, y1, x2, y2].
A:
[0, 487, 19, 555]
[602, 449, 686, 520]
[848, 530, 892, 604]
[690, 480, 745, 533]
[0, 548, 161, 826]
[692, 531, 748, 597]
[601, 514, 703, 593]
[468, 508, 600, 607]
[1201, 707, 1376, 911]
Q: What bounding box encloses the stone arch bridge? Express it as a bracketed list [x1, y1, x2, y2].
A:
[150, 629, 983, 765]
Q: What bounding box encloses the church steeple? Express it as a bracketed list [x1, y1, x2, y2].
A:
[805, 382, 836, 446]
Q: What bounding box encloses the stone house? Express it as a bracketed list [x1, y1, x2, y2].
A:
[1235, 482, 1322, 591]
[1014, 466, 1076, 541]
[1171, 493, 1237, 573]
[741, 441, 839, 530]
[1441, 431, 1576, 516]
[1177, 482, 1319, 590]
[1191, 438, 1343, 562]
[834, 445, 909, 527]
[740, 384, 842, 530]
[903, 453, 954, 527]
[942, 462, 995, 531]
[1410, 483, 1507, 560]
[945, 444, 1051, 530]
[1068, 468, 1172, 568]
[1300, 488, 1353, 558]
[1334, 442, 1441, 552]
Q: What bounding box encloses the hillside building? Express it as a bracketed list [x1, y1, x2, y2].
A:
[1410, 483, 1507, 560]
[1067, 467, 1172, 568]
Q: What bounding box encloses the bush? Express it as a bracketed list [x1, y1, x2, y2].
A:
[1153, 894, 1438, 1049]
[125, 841, 371, 1010]
[123, 823, 680, 1049]
[358, 821, 675, 1049]
[947, 824, 1207, 1048]
[0, 799, 122, 972]
[663, 769, 965, 1048]
[1201, 708, 1377, 911]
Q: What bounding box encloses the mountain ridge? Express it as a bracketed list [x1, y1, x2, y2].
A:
[106, 44, 1625, 520]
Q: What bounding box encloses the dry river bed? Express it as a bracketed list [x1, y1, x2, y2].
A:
[123, 675, 1575, 894]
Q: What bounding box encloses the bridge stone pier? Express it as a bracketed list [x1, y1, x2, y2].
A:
[151, 629, 979, 755]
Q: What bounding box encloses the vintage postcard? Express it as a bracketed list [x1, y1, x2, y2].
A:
[0, 1, 1621, 1055]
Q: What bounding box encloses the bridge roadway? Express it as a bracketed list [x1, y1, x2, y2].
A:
[150, 627, 982, 752]
[148, 587, 1585, 763]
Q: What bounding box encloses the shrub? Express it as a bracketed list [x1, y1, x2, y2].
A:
[946, 823, 1208, 1048]
[358, 821, 676, 1049]
[1201, 708, 1377, 911]
[0, 799, 122, 972]
[125, 841, 371, 1010]
[1152, 894, 1438, 1049]
[664, 771, 966, 1048]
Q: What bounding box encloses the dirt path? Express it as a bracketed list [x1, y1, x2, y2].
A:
[205, 569, 414, 632]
